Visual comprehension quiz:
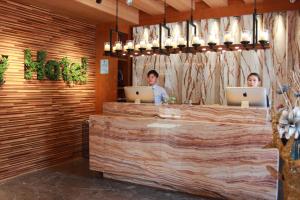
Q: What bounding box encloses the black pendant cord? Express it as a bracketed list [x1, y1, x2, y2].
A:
[109, 0, 124, 53]
[116, 0, 119, 38]
[253, 0, 257, 49]
[187, 0, 197, 49]
[190, 0, 196, 35]
[109, 0, 119, 52]
[190, 0, 193, 22]
[159, 0, 170, 50]
[255, 0, 258, 45]
[163, 0, 170, 37]
[164, 0, 166, 25]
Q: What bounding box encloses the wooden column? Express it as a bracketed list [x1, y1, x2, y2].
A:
[95, 22, 131, 114]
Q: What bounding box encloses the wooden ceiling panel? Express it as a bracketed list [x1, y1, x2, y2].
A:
[243, 0, 264, 4]
[128, 0, 165, 15]
[14, 0, 139, 24]
[202, 0, 228, 8]
[13, 0, 299, 26]
[76, 0, 139, 24]
[164, 0, 194, 12]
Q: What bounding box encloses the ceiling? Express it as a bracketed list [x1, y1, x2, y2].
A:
[13, 0, 295, 25]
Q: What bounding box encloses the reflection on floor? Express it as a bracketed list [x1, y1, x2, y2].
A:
[0, 158, 206, 200]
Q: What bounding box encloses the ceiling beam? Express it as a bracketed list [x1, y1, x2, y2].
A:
[202, 0, 228, 8]
[75, 0, 139, 24]
[243, 0, 264, 4]
[126, 0, 165, 15]
[163, 0, 194, 12]
[138, 0, 300, 26]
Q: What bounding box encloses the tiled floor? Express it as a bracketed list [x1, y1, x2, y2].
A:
[0, 158, 206, 200]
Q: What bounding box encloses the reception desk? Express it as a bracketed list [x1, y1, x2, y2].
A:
[89, 102, 278, 200]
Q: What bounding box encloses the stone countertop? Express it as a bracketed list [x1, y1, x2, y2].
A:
[102, 102, 271, 125]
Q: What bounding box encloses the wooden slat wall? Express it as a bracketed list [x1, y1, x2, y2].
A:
[0, 0, 96, 181]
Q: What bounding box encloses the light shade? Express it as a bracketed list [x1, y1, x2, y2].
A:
[114, 41, 122, 51]
[104, 42, 110, 51]
[191, 36, 203, 45]
[165, 36, 173, 47]
[177, 36, 186, 46]
[208, 33, 217, 44]
[152, 39, 159, 48]
[241, 30, 251, 42]
[139, 40, 147, 49]
[126, 40, 134, 50]
[259, 30, 269, 41]
[223, 31, 233, 43]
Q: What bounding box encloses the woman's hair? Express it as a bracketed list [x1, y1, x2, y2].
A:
[147, 69, 159, 78]
[247, 72, 261, 81]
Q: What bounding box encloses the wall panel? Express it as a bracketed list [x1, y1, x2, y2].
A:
[0, 0, 96, 180]
[132, 10, 300, 106]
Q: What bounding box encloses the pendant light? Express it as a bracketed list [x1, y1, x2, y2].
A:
[103, 0, 127, 56]
[103, 0, 270, 58]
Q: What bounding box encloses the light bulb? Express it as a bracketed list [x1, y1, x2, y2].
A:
[241, 30, 251, 42]
[126, 40, 134, 50]
[152, 39, 159, 48]
[224, 32, 233, 43]
[115, 41, 122, 50]
[259, 30, 269, 41]
[104, 42, 110, 51]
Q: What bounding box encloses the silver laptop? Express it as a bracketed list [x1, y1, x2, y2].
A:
[226, 87, 268, 107]
[124, 86, 154, 103]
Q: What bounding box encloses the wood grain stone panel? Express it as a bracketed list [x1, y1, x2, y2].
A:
[287, 10, 300, 103]
[103, 102, 270, 125]
[0, 0, 96, 181]
[133, 11, 300, 107]
[89, 114, 278, 200]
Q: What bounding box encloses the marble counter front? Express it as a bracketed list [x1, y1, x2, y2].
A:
[103, 102, 270, 124]
[90, 102, 278, 200]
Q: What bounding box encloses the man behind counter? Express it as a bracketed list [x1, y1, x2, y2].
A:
[147, 70, 169, 105]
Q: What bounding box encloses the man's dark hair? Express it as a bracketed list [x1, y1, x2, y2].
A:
[247, 72, 261, 81]
[147, 69, 159, 78]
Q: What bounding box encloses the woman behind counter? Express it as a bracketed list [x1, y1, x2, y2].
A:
[247, 72, 270, 107]
[247, 72, 261, 87]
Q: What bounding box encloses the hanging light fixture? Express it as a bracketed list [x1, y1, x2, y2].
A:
[103, 0, 269, 58]
[159, 0, 172, 54]
[103, 0, 128, 56]
[258, 12, 269, 48]
[186, 0, 199, 52]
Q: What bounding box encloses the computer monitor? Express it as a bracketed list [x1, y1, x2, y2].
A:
[124, 86, 154, 103]
[226, 87, 268, 107]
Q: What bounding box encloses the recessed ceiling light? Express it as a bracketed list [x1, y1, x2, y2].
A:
[127, 0, 133, 6]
